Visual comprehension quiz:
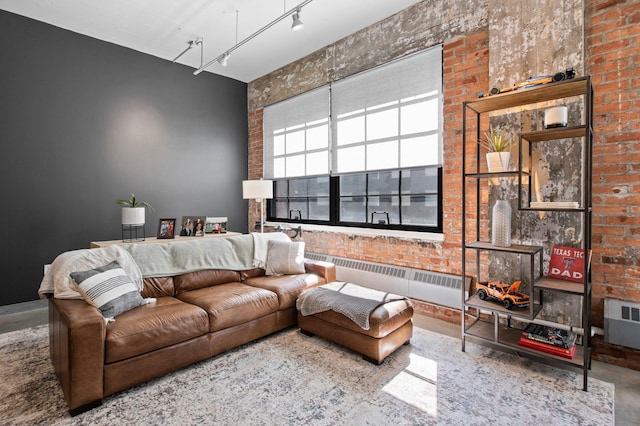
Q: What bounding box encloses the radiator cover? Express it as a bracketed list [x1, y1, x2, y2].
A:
[604, 299, 640, 349]
[306, 252, 470, 309]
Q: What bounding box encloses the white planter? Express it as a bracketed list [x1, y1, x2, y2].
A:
[122, 207, 146, 226]
[486, 152, 511, 173]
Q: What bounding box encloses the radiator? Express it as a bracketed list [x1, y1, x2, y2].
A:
[305, 252, 470, 309]
[604, 299, 640, 349]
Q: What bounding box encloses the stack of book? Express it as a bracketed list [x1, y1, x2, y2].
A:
[517, 323, 577, 359]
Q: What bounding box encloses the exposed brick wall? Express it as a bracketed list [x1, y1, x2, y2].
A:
[586, 0, 640, 369]
[587, 0, 640, 310]
[247, 109, 264, 230]
[246, 32, 489, 325]
[247, 0, 640, 369]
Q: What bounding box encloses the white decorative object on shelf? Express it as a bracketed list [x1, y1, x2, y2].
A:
[492, 200, 512, 247]
[544, 105, 568, 128]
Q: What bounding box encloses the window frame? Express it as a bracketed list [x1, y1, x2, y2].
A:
[267, 165, 443, 233]
[263, 45, 444, 234]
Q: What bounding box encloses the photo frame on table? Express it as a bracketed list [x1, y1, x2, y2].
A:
[180, 216, 206, 237]
[205, 217, 228, 234]
[157, 218, 176, 239]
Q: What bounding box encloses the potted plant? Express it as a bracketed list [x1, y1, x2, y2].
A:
[481, 125, 513, 172]
[116, 193, 154, 226]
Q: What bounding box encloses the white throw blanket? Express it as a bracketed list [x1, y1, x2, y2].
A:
[38, 232, 293, 299]
[38, 245, 143, 299]
[296, 282, 407, 330]
[127, 234, 259, 278]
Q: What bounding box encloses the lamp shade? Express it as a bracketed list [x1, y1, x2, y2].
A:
[243, 180, 273, 200]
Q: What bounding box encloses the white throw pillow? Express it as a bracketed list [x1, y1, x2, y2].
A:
[265, 240, 306, 276]
[70, 261, 145, 318]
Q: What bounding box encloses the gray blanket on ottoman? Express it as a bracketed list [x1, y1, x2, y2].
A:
[296, 282, 406, 330]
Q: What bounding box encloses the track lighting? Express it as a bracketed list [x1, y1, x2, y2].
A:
[291, 9, 303, 31]
[218, 52, 230, 67]
[193, 0, 313, 75]
[172, 39, 203, 64]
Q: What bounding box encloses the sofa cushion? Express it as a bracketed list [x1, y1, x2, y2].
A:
[244, 274, 325, 310]
[239, 268, 266, 280]
[141, 276, 175, 298]
[174, 269, 241, 295]
[70, 261, 145, 318]
[105, 297, 209, 364]
[265, 240, 305, 276]
[177, 283, 279, 332]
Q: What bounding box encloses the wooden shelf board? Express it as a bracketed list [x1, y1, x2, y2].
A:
[520, 125, 588, 142]
[464, 77, 590, 113]
[535, 276, 586, 294]
[464, 171, 521, 179]
[464, 319, 586, 367]
[519, 207, 584, 212]
[465, 241, 543, 254]
[465, 293, 541, 320]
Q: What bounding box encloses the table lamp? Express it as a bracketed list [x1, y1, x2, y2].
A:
[242, 179, 273, 233]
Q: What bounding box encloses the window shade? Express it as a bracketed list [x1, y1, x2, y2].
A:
[263, 86, 330, 179]
[331, 45, 443, 174]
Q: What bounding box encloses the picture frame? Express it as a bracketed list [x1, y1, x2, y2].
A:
[157, 218, 176, 239]
[205, 216, 228, 234]
[180, 216, 206, 237]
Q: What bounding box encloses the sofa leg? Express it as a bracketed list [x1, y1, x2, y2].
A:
[300, 328, 315, 337]
[403, 339, 411, 346]
[362, 355, 383, 365]
[69, 400, 102, 417]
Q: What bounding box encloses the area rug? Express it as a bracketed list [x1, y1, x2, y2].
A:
[0, 324, 613, 425]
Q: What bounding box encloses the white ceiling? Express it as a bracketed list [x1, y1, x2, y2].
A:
[0, 0, 422, 82]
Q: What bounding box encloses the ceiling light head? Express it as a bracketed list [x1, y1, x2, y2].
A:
[291, 9, 303, 31]
[218, 52, 230, 67]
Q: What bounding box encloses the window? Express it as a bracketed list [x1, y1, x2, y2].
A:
[331, 46, 442, 173]
[339, 167, 441, 229]
[273, 176, 330, 222]
[264, 87, 330, 179]
[263, 45, 443, 233]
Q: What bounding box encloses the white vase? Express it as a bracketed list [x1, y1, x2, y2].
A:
[486, 152, 511, 173]
[492, 200, 511, 247]
[122, 207, 146, 226]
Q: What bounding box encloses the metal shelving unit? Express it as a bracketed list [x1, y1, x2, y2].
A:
[461, 76, 593, 390]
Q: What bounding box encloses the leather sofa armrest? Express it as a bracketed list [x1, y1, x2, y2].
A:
[304, 259, 336, 283]
[49, 297, 105, 414]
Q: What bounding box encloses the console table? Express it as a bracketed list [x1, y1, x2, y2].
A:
[90, 232, 241, 248]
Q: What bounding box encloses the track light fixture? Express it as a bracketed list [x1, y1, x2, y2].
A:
[218, 52, 230, 67]
[291, 8, 303, 31]
[193, 0, 313, 75]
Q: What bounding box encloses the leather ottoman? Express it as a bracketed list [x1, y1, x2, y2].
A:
[296, 283, 414, 364]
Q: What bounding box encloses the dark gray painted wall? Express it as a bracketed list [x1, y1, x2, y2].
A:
[0, 10, 249, 305]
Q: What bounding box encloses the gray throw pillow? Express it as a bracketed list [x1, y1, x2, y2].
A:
[265, 240, 306, 276]
[70, 261, 145, 318]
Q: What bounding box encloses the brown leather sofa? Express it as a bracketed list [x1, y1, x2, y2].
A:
[48, 260, 335, 415]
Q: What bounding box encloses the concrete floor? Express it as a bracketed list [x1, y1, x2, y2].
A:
[2, 302, 639, 425]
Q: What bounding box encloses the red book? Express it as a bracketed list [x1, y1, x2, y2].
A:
[517, 336, 576, 359]
[548, 245, 592, 283]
